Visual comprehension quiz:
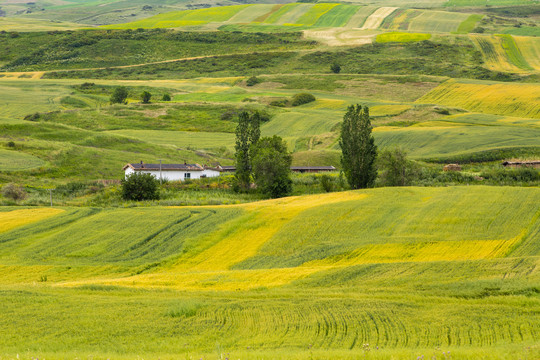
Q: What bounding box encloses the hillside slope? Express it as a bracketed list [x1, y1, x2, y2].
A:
[0, 187, 539, 358]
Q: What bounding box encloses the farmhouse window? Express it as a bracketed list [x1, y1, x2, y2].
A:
[184, 173, 191, 179]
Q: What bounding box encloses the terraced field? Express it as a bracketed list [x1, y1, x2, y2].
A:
[0, 187, 539, 358]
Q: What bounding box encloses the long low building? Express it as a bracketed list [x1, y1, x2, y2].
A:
[221, 166, 336, 173]
[123, 162, 222, 181]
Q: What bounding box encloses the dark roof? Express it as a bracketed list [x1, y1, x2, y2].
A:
[291, 166, 336, 171]
[123, 163, 205, 171]
[219, 165, 336, 172]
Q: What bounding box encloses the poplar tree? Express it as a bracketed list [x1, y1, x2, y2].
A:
[339, 104, 377, 189]
[234, 111, 261, 192]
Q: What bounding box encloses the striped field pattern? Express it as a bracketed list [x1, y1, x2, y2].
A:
[416, 79, 540, 119]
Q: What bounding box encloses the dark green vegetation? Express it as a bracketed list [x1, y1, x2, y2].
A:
[0, 29, 314, 71]
[38, 36, 531, 82]
[251, 135, 293, 198]
[340, 104, 377, 189]
[121, 172, 159, 201]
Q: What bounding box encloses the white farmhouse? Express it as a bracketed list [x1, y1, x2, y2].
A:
[123, 161, 222, 182]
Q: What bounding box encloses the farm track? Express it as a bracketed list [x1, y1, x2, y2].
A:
[0, 48, 319, 79]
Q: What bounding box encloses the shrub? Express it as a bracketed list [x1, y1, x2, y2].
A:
[270, 99, 289, 107]
[7, 141, 15, 148]
[141, 91, 152, 104]
[24, 112, 40, 121]
[2, 183, 27, 202]
[110, 86, 128, 104]
[291, 93, 316, 107]
[377, 148, 420, 187]
[320, 174, 334, 192]
[162, 93, 171, 101]
[121, 172, 160, 201]
[330, 63, 341, 74]
[246, 76, 261, 87]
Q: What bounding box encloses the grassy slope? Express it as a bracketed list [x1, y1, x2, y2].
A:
[0, 187, 539, 358]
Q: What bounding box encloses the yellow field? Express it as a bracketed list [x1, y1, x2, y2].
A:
[44, 186, 539, 291]
[416, 79, 540, 119]
[0, 208, 64, 234]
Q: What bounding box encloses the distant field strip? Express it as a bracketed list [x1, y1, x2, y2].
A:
[314, 4, 360, 27]
[0, 208, 64, 234]
[295, 3, 339, 26]
[417, 79, 540, 119]
[103, 5, 249, 29]
[408, 10, 469, 33]
[226, 4, 275, 23]
[275, 3, 312, 25]
[361, 7, 398, 30]
[345, 6, 377, 28]
[263, 3, 298, 24]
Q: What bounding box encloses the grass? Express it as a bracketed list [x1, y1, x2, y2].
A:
[514, 35, 540, 71]
[0, 149, 46, 171]
[416, 79, 540, 119]
[376, 32, 431, 43]
[0, 187, 539, 358]
[106, 129, 235, 150]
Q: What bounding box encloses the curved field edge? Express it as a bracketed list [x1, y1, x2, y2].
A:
[0, 186, 538, 290]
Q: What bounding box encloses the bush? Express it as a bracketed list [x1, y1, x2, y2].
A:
[2, 183, 27, 202]
[330, 63, 341, 74]
[246, 76, 261, 87]
[7, 141, 15, 148]
[141, 91, 152, 104]
[110, 86, 128, 104]
[162, 93, 171, 101]
[270, 99, 288, 107]
[24, 112, 41, 121]
[291, 93, 316, 107]
[377, 148, 420, 187]
[320, 174, 334, 192]
[121, 172, 160, 201]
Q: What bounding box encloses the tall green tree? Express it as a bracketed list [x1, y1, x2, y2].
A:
[251, 136, 292, 198]
[339, 104, 377, 189]
[234, 111, 261, 192]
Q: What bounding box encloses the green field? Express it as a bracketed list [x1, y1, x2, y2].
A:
[0, 187, 539, 358]
[0, 1, 539, 357]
